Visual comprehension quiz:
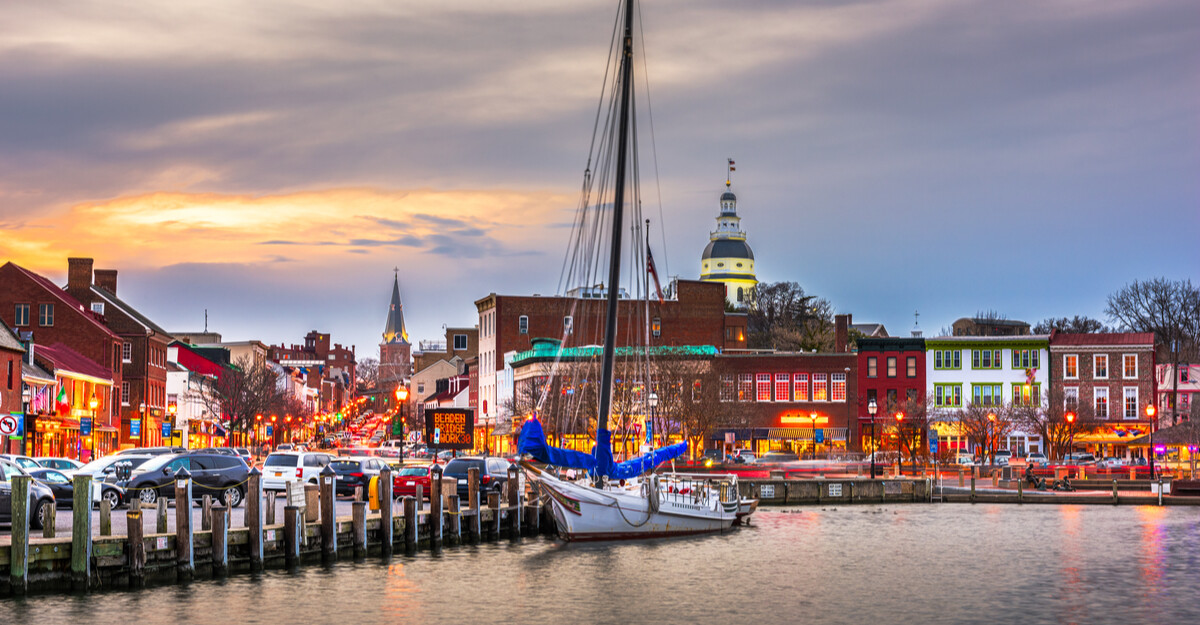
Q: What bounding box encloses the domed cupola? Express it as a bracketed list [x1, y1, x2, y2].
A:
[699, 159, 758, 308]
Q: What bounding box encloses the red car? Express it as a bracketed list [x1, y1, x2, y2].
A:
[393, 465, 433, 500]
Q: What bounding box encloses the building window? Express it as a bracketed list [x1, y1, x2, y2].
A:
[831, 373, 846, 402]
[934, 349, 961, 369]
[867, 388, 877, 408]
[453, 334, 467, 351]
[1064, 355, 1078, 379]
[774, 374, 789, 402]
[756, 374, 772, 402]
[1094, 354, 1108, 379]
[736, 287, 744, 303]
[38, 303, 54, 326]
[652, 317, 661, 338]
[1012, 383, 1041, 407]
[122, 342, 132, 362]
[973, 349, 1001, 369]
[1123, 354, 1137, 379]
[14, 304, 30, 326]
[886, 389, 898, 410]
[737, 374, 753, 402]
[886, 357, 897, 378]
[1182, 367, 1191, 383]
[1064, 387, 1079, 410]
[812, 374, 828, 402]
[563, 316, 573, 335]
[1094, 387, 1109, 419]
[793, 373, 809, 402]
[91, 302, 104, 315]
[867, 357, 877, 378]
[972, 384, 1003, 407]
[719, 375, 734, 402]
[1124, 387, 1138, 419]
[121, 382, 130, 405]
[1012, 349, 1040, 369]
[518, 316, 528, 334]
[906, 357, 917, 378]
[692, 379, 702, 402]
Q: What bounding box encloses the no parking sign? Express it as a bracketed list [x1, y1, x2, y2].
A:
[0, 413, 21, 436]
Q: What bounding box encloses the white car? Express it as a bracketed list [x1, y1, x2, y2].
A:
[262, 452, 332, 491]
[67, 454, 153, 507]
[1027, 453, 1048, 467]
[1099, 457, 1127, 469]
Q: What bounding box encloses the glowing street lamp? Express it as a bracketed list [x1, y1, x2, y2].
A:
[987, 412, 997, 466]
[809, 411, 820, 460]
[1065, 411, 1076, 461]
[87, 391, 99, 460]
[1146, 404, 1157, 477]
[895, 412, 905, 474]
[867, 399, 878, 479]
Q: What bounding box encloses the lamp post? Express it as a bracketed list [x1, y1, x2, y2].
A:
[1065, 411, 1076, 462]
[1146, 404, 1156, 477]
[88, 391, 99, 461]
[167, 402, 178, 448]
[895, 411, 905, 475]
[987, 412, 997, 467]
[395, 385, 409, 461]
[809, 411, 819, 460]
[648, 392, 659, 450]
[867, 399, 878, 479]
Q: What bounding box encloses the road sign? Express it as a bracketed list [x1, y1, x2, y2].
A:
[130, 418, 141, 438]
[433, 427, 441, 445]
[0, 414, 19, 436]
[815, 429, 824, 444]
[81, 416, 93, 436]
[162, 421, 172, 438]
[929, 427, 939, 453]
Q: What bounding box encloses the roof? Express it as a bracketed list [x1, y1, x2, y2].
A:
[382, 274, 409, 345]
[22, 360, 56, 385]
[702, 239, 755, 261]
[90, 285, 171, 336]
[1126, 423, 1200, 447]
[851, 323, 888, 338]
[1050, 332, 1156, 347]
[720, 191, 737, 202]
[1, 263, 119, 339]
[0, 323, 24, 353]
[35, 343, 113, 384]
[926, 334, 1050, 344]
[857, 336, 924, 352]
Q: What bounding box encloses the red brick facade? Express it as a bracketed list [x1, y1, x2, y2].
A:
[856, 337, 926, 451]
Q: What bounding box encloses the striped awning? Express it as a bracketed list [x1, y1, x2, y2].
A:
[766, 427, 847, 441]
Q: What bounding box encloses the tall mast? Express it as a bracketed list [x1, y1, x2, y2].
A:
[597, 0, 635, 451]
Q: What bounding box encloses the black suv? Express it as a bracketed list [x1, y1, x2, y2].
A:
[125, 452, 251, 507]
[0, 458, 57, 529]
[329, 457, 387, 496]
[443, 457, 514, 500]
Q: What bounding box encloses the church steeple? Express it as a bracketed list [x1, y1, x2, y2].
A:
[382, 270, 409, 345]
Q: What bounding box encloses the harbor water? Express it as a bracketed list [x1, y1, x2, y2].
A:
[7, 505, 1200, 624]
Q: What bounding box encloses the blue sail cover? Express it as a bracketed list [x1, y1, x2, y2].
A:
[518, 418, 596, 471]
[594, 428, 688, 480]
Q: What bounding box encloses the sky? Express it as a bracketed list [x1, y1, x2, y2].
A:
[1, 0, 1197, 358]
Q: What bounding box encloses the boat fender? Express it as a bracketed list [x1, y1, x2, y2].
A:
[645, 475, 661, 513]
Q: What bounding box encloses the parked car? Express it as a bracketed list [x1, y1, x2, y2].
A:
[953, 454, 977, 466]
[995, 450, 1012, 466]
[758, 452, 799, 463]
[116, 446, 185, 456]
[1026, 453, 1049, 467]
[443, 457, 514, 500]
[71, 454, 155, 486]
[0, 458, 57, 529]
[234, 447, 252, 466]
[29, 468, 127, 509]
[261, 451, 333, 491]
[125, 452, 251, 507]
[733, 451, 757, 464]
[37, 457, 84, 471]
[393, 465, 433, 500]
[0, 454, 44, 471]
[329, 457, 387, 496]
[1099, 457, 1127, 469]
[276, 443, 295, 452]
[1062, 453, 1097, 466]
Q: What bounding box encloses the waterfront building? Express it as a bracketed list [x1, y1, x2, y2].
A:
[0, 324, 25, 454]
[925, 334, 1050, 455]
[166, 340, 230, 449]
[30, 343, 116, 460]
[856, 336, 926, 453]
[1155, 364, 1199, 425]
[64, 258, 172, 448]
[0, 261, 124, 456]
[1047, 332, 1157, 458]
[699, 174, 758, 309]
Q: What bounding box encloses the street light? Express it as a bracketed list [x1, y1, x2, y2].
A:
[987, 412, 997, 467]
[1146, 404, 1157, 477]
[88, 391, 99, 461]
[168, 402, 178, 448]
[648, 392, 659, 449]
[395, 385, 410, 459]
[1065, 411, 1076, 461]
[895, 411, 905, 475]
[867, 399, 878, 479]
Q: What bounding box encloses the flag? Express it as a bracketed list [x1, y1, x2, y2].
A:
[55, 385, 69, 413]
[647, 247, 664, 304]
[728, 158, 736, 171]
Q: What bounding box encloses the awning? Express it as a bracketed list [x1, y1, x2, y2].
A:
[766, 427, 847, 441]
[492, 420, 514, 437]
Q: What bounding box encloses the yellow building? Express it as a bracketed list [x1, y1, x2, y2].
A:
[699, 171, 757, 308]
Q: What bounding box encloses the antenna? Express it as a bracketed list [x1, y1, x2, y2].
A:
[204, 309, 208, 333]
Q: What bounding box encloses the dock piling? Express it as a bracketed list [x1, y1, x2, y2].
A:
[320, 465, 337, 561]
[403, 496, 417, 555]
[284, 505, 301, 567]
[127, 509, 145, 588]
[212, 504, 229, 576]
[379, 466, 394, 556]
[352, 501, 367, 558]
[174, 468, 194, 582]
[10, 475, 30, 595]
[71, 474, 93, 590]
[248, 468, 264, 571]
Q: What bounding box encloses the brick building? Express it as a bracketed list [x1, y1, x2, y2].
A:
[0, 324, 24, 453]
[0, 262, 124, 455]
[63, 258, 171, 448]
[269, 330, 357, 413]
[856, 336, 926, 453]
[475, 279, 745, 432]
[1049, 332, 1158, 459]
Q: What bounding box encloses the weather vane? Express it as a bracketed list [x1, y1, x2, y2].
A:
[726, 158, 736, 188]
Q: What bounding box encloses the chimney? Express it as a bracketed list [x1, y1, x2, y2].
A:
[67, 257, 94, 290]
[94, 269, 118, 294]
[835, 313, 851, 353]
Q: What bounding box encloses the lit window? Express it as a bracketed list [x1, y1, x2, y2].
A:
[738, 374, 753, 402]
[1095, 387, 1109, 419]
[812, 374, 828, 402]
[652, 317, 661, 338]
[793, 373, 809, 402]
[887, 357, 897, 378]
[1124, 387, 1138, 419]
[831, 373, 846, 402]
[756, 374, 772, 402]
[906, 357, 916, 378]
[1123, 354, 1137, 379]
[1094, 355, 1108, 379]
[867, 357, 877, 378]
[1064, 355, 1078, 379]
[774, 374, 789, 402]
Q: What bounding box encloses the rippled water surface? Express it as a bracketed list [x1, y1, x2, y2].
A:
[8, 505, 1200, 624]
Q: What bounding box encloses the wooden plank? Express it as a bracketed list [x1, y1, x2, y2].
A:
[157, 497, 169, 534]
[352, 501, 367, 558]
[128, 509, 146, 587]
[211, 504, 229, 576]
[71, 473, 93, 590]
[10, 475, 30, 594]
[100, 500, 112, 536]
[43, 504, 56, 539]
[320, 467, 337, 561]
[201, 495, 213, 531]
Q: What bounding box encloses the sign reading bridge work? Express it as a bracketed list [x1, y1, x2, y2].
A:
[424, 408, 474, 450]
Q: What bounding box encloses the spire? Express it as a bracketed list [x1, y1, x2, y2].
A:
[382, 269, 409, 344]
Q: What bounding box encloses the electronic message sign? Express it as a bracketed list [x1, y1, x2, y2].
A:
[424, 408, 475, 450]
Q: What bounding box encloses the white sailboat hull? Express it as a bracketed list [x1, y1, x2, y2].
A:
[531, 469, 743, 541]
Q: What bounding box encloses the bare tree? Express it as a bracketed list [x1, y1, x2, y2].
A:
[356, 357, 379, 387]
[1033, 316, 1108, 334]
[949, 403, 1017, 465]
[198, 355, 289, 445]
[1010, 385, 1098, 462]
[746, 282, 836, 352]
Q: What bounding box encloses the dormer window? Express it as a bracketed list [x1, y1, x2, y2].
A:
[91, 302, 105, 315]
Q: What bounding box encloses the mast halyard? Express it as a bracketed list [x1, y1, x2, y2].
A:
[596, 0, 636, 465]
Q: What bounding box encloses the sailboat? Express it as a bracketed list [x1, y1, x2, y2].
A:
[517, 0, 755, 541]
